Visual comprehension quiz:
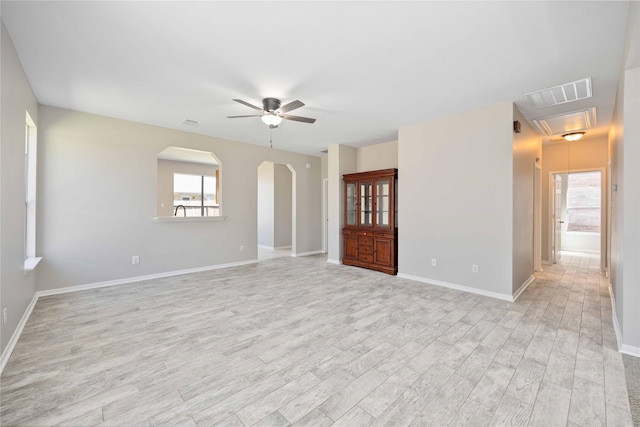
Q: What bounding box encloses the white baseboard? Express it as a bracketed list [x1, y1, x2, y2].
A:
[608, 284, 623, 351]
[37, 259, 259, 297]
[291, 250, 324, 257]
[397, 273, 514, 302]
[258, 245, 292, 251]
[621, 344, 640, 357]
[327, 258, 341, 265]
[512, 275, 535, 302]
[607, 282, 640, 357]
[562, 248, 600, 254]
[0, 294, 38, 374]
[1, 259, 260, 374]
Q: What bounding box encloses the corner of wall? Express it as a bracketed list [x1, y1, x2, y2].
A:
[1, 19, 39, 356]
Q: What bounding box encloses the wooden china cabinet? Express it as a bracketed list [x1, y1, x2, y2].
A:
[342, 168, 398, 275]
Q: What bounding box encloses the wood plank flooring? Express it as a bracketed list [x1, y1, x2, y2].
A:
[0, 252, 634, 426]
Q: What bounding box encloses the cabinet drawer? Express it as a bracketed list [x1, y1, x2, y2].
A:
[358, 254, 373, 263]
[359, 245, 373, 254]
[359, 236, 373, 246]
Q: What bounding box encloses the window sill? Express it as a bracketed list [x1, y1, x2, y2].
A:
[24, 257, 43, 273]
[152, 216, 226, 223]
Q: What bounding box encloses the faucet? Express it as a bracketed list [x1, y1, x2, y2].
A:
[174, 205, 186, 217]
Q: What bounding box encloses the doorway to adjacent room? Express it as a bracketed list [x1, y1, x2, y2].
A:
[550, 169, 604, 268]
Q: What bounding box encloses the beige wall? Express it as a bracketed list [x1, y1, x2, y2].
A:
[327, 144, 356, 263]
[257, 162, 275, 247]
[609, 1, 640, 352]
[541, 136, 608, 264]
[1, 22, 39, 355]
[321, 155, 328, 180]
[512, 107, 542, 293]
[273, 164, 292, 248]
[36, 105, 321, 291]
[357, 140, 398, 172]
[398, 103, 515, 299]
[258, 162, 293, 249]
[157, 159, 218, 217]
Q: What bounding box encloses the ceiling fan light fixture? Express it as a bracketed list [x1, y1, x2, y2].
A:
[562, 131, 585, 141]
[261, 114, 282, 126]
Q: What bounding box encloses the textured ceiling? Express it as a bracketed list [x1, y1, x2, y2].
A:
[1, 1, 630, 155]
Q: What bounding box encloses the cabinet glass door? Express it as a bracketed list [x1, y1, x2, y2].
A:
[346, 182, 357, 226]
[395, 178, 398, 228]
[360, 181, 373, 226]
[376, 179, 390, 227]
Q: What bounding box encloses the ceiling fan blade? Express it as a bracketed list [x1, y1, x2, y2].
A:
[281, 114, 316, 124]
[227, 115, 262, 118]
[278, 100, 305, 113]
[233, 99, 264, 111]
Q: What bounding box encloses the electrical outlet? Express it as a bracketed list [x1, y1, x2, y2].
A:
[431, 258, 437, 267]
[3, 308, 7, 325]
[240, 245, 244, 252]
[472, 265, 479, 273]
[132, 255, 140, 265]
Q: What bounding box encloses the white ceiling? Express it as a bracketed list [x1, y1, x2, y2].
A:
[1, 1, 630, 156]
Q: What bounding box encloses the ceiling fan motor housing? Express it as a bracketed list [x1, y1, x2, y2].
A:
[263, 98, 281, 113]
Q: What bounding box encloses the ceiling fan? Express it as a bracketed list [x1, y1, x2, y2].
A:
[227, 98, 316, 128]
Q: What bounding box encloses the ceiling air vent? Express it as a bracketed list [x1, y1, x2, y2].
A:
[526, 78, 592, 108]
[181, 119, 200, 127]
[532, 107, 597, 136]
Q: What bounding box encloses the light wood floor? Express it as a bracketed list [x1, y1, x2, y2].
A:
[1, 252, 633, 426]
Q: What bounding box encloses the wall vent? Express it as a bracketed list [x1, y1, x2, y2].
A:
[532, 107, 597, 136]
[182, 119, 200, 127]
[526, 78, 592, 108]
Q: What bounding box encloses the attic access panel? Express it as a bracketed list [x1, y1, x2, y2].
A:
[532, 107, 597, 136]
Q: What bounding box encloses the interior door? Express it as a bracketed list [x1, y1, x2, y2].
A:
[553, 174, 563, 263]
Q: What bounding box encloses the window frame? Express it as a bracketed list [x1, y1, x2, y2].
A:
[24, 111, 41, 272]
[172, 172, 218, 217]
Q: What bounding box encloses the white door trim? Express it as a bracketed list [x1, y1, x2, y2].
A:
[547, 167, 606, 270]
[322, 178, 328, 253]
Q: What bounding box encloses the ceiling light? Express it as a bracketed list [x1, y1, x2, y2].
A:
[562, 132, 585, 141]
[261, 114, 282, 126]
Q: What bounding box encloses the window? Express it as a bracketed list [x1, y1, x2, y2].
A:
[173, 173, 218, 217]
[566, 171, 601, 233]
[24, 111, 40, 270]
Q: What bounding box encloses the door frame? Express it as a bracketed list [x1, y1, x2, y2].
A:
[548, 167, 607, 271]
[552, 173, 563, 264]
[322, 178, 328, 253]
[256, 161, 295, 256]
[534, 160, 542, 271]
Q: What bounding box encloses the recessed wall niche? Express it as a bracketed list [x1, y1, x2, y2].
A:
[156, 147, 221, 218]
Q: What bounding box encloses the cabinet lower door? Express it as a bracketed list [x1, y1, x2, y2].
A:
[374, 238, 393, 267]
[344, 235, 358, 260]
